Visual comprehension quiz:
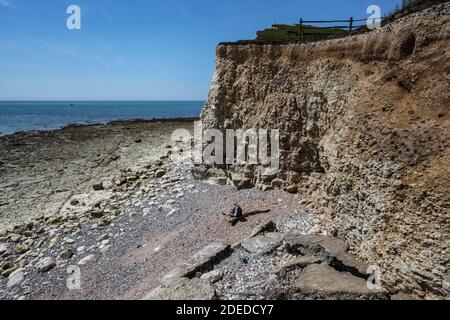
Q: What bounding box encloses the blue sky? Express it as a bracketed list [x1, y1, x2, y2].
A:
[0, 0, 402, 100]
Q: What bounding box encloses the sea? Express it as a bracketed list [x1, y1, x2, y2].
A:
[0, 101, 204, 136]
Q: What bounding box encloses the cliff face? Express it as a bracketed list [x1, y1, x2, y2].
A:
[197, 3, 450, 298]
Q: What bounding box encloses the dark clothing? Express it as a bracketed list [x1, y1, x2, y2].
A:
[228, 206, 243, 218]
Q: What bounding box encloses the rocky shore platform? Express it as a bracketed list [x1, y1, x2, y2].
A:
[0, 120, 328, 300]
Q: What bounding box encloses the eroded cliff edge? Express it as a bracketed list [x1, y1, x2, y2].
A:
[196, 4, 450, 298]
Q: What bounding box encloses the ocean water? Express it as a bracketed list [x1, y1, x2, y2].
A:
[0, 101, 204, 136]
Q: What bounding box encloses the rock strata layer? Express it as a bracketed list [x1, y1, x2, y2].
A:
[195, 4, 450, 298]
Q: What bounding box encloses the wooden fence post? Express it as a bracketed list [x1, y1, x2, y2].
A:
[349, 17, 353, 32]
[299, 18, 303, 43]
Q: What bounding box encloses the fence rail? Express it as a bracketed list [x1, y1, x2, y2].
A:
[298, 16, 382, 42]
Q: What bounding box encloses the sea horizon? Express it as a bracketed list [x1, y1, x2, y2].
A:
[0, 100, 205, 136]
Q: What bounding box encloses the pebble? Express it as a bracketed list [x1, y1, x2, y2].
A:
[15, 244, 29, 254]
[7, 268, 25, 288]
[93, 182, 105, 191]
[0, 243, 8, 254]
[57, 249, 74, 261]
[10, 234, 22, 243]
[78, 255, 95, 266]
[98, 234, 109, 241]
[76, 246, 85, 253]
[36, 258, 56, 273]
[100, 246, 111, 254]
[155, 169, 166, 178]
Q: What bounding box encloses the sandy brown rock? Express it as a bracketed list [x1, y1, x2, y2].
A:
[198, 3, 450, 298]
[288, 264, 388, 300]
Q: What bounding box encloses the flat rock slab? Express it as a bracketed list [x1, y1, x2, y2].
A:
[285, 235, 368, 277]
[285, 235, 348, 258]
[144, 278, 216, 300]
[277, 256, 321, 276]
[292, 264, 388, 300]
[249, 220, 277, 238]
[161, 242, 230, 287]
[241, 233, 284, 254]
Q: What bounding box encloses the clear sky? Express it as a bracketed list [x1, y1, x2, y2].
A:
[0, 0, 402, 101]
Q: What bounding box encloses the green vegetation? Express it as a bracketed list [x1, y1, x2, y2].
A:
[255, 24, 348, 43]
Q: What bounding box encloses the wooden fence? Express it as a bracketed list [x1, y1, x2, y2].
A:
[298, 17, 376, 43]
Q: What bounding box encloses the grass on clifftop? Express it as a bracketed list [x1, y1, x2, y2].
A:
[256, 24, 348, 42]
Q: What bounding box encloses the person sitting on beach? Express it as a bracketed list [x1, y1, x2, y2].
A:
[224, 203, 243, 218]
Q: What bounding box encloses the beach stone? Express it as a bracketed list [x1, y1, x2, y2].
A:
[78, 255, 95, 266]
[7, 268, 25, 288]
[23, 230, 33, 237]
[100, 245, 111, 254]
[241, 233, 284, 254]
[2, 266, 19, 277]
[144, 278, 216, 300]
[261, 185, 273, 191]
[90, 210, 104, 219]
[287, 264, 388, 300]
[76, 246, 85, 253]
[48, 216, 62, 225]
[2, 250, 12, 258]
[10, 234, 21, 242]
[216, 177, 228, 185]
[70, 199, 80, 206]
[285, 185, 298, 193]
[48, 236, 60, 248]
[155, 169, 166, 178]
[272, 179, 284, 188]
[57, 249, 74, 261]
[0, 243, 8, 255]
[98, 216, 111, 227]
[37, 257, 56, 273]
[15, 244, 29, 254]
[200, 270, 224, 284]
[1, 261, 14, 272]
[98, 234, 109, 241]
[158, 204, 173, 215]
[231, 174, 252, 190]
[93, 182, 104, 191]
